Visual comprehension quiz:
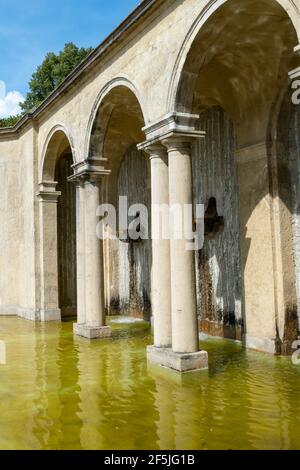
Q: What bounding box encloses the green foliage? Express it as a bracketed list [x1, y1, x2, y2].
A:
[0, 42, 93, 128]
[20, 42, 93, 113]
[0, 115, 22, 128]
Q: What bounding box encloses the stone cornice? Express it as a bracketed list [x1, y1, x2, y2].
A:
[36, 181, 61, 202]
[68, 159, 111, 184]
[0, 113, 35, 138]
[143, 112, 203, 139]
[138, 112, 205, 150]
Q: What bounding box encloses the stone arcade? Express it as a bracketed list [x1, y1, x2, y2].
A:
[1, 0, 300, 372]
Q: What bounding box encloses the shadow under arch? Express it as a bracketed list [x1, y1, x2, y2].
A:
[167, 0, 300, 113]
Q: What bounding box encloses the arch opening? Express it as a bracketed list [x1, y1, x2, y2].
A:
[175, 0, 298, 128]
[55, 152, 77, 319]
[40, 129, 77, 321]
[89, 84, 151, 320]
[41, 129, 74, 182]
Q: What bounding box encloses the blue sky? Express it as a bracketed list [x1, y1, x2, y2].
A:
[0, 0, 139, 117]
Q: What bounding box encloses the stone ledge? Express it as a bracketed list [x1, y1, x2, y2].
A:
[0, 306, 40, 321]
[73, 323, 111, 339]
[0, 307, 61, 322]
[147, 345, 208, 372]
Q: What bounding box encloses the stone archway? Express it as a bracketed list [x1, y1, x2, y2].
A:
[168, 0, 299, 353]
[168, 0, 300, 113]
[38, 127, 77, 321]
[86, 81, 150, 320]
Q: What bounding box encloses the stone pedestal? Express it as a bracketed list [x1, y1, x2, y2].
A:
[73, 323, 111, 339]
[147, 346, 208, 372]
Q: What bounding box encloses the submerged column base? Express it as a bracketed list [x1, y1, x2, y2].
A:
[73, 323, 111, 339]
[243, 334, 276, 354]
[147, 346, 208, 372]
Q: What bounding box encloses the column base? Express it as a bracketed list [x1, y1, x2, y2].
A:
[40, 309, 61, 322]
[73, 323, 111, 339]
[147, 345, 208, 372]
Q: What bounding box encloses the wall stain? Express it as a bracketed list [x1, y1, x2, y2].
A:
[110, 145, 151, 321]
[193, 107, 243, 341]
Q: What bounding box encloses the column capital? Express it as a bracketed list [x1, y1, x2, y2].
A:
[138, 112, 205, 151]
[36, 181, 61, 203]
[137, 141, 167, 159]
[160, 134, 199, 152]
[68, 158, 111, 185]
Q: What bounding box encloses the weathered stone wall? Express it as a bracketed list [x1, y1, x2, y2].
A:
[192, 107, 243, 340]
[288, 101, 300, 339]
[0, 137, 22, 312]
[0, 127, 39, 318]
[109, 146, 151, 319]
[274, 91, 300, 353]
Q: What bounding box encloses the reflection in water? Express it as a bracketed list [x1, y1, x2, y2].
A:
[0, 340, 6, 365]
[0, 317, 299, 449]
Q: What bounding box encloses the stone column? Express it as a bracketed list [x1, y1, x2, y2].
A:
[164, 138, 199, 353]
[145, 144, 172, 348]
[37, 181, 61, 321]
[75, 180, 86, 325]
[139, 113, 208, 372]
[146, 137, 208, 371]
[72, 170, 111, 339]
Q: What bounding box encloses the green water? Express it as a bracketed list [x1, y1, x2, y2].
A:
[0, 316, 300, 450]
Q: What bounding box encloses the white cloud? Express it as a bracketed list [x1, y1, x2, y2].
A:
[0, 80, 24, 118]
